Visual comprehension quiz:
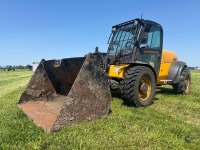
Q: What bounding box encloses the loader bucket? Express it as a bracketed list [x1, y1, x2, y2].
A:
[18, 54, 111, 133]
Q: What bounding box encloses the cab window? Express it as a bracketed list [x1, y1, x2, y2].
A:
[140, 25, 161, 50]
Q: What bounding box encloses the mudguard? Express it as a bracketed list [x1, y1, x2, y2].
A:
[166, 61, 186, 84]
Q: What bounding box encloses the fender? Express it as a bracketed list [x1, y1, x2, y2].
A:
[134, 61, 157, 80]
[166, 61, 186, 84]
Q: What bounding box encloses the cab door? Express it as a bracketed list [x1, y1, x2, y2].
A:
[138, 24, 163, 74]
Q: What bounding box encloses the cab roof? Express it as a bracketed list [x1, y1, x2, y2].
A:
[112, 18, 162, 30]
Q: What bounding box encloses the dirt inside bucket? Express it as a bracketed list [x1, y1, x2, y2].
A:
[18, 95, 67, 133]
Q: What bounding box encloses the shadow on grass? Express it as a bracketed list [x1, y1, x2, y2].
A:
[156, 86, 177, 95]
[110, 86, 179, 108]
[111, 89, 122, 99]
[111, 90, 156, 108]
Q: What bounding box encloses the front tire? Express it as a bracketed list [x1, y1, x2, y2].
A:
[172, 67, 191, 95]
[120, 66, 156, 107]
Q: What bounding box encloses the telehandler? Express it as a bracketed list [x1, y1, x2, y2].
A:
[18, 18, 191, 132]
[102, 18, 191, 107]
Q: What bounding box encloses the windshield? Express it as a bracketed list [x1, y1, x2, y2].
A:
[108, 23, 138, 57]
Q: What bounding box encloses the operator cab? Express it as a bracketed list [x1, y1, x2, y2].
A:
[107, 18, 163, 75]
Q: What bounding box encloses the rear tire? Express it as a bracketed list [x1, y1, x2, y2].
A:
[172, 67, 191, 95]
[120, 66, 156, 107]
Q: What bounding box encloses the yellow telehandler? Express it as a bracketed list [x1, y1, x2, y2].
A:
[18, 18, 191, 132]
[104, 18, 191, 107]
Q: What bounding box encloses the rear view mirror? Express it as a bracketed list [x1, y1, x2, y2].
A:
[140, 32, 148, 44]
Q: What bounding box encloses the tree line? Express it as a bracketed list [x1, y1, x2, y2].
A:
[0, 65, 33, 71]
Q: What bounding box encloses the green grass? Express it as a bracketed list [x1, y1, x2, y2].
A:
[0, 70, 200, 149]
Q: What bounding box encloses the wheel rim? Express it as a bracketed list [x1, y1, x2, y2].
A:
[184, 74, 191, 93]
[139, 76, 151, 101]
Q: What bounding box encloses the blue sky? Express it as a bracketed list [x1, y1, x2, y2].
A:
[0, 0, 200, 67]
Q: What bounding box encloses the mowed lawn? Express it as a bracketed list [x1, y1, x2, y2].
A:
[0, 70, 200, 149]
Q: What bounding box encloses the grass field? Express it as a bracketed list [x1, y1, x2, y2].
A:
[0, 70, 200, 149]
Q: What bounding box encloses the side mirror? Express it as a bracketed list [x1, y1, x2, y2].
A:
[140, 32, 148, 44]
